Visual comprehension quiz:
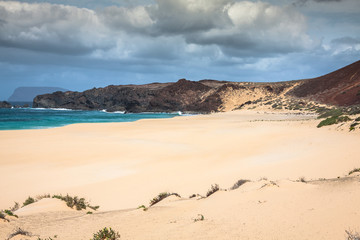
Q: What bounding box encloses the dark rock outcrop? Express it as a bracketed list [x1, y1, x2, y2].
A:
[0, 101, 12, 108]
[33, 79, 226, 113]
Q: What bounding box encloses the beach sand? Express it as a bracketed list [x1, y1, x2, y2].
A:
[1, 110, 360, 239]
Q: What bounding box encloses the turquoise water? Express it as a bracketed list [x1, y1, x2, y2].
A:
[0, 107, 180, 130]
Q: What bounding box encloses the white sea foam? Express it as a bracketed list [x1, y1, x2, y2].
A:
[31, 107, 75, 111]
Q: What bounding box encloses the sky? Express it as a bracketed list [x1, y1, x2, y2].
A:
[0, 0, 359, 100]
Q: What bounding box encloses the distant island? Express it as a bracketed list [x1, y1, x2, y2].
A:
[8, 87, 69, 102]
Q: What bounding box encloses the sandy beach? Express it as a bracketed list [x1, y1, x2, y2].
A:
[1, 110, 360, 239]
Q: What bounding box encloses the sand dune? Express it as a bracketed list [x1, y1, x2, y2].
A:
[0, 110, 360, 239]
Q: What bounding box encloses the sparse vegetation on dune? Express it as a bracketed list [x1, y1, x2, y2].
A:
[206, 184, 220, 197]
[317, 115, 351, 128]
[298, 177, 307, 183]
[52, 194, 99, 211]
[91, 227, 120, 240]
[348, 168, 360, 175]
[6, 227, 33, 240]
[17, 194, 99, 211]
[23, 196, 35, 207]
[4, 210, 18, 218]
[346, 230, 360, 240]
[230, 179, 250, 190]
[149, 192, 181, 207]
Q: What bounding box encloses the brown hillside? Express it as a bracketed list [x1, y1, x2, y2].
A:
[289, 60, 360, 106]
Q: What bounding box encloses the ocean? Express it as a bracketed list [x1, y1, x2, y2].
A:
[0, 106, 180, 130]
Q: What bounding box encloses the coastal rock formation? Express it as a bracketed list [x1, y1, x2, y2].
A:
[33, 60, 360, 112]
[0, 101, 12, 108]
[33, 79, 293, 113]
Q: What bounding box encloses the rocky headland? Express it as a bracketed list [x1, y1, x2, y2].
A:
[33, 60, 360, 113]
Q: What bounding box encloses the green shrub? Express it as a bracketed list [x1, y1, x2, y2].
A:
[317, 108, 343, 119]
[206, 184, 219, 197]
[350, 122, 359, 131]
[4, 210, 18, 218]
[355, 117, 360, 121]
[87, 211, 93, 214]
[137, 205, 147, 211]
[91, 227, 120, 240]
[23, 196, 35, 207]
[230, 179, 249, 190]
[317, 115, 351, 128]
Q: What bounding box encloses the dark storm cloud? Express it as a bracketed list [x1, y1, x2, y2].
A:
[331, 37, 360, 45]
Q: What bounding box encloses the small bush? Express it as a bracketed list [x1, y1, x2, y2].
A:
[349, 168, 360, 175]
[206, 184, 219, 197]
[189, 194, 197, 198]
[91, 227, 120, 240]
[345, 230, 360, 240]
[137, 205, 148, 211]
[23, 196, 35, 207]
[194, 214, 204, 222]
[298, 177, 306, 183]
[355, 117, 360, 121]
[230, 179, 250, 190]
[4, 210, 18, 218]
[88, 205, 100, 211]
[87, 211, 93, 214]
[350, 122, 359, 131]
[6, 227, 32, 240]
[149, 192, 181, 207]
